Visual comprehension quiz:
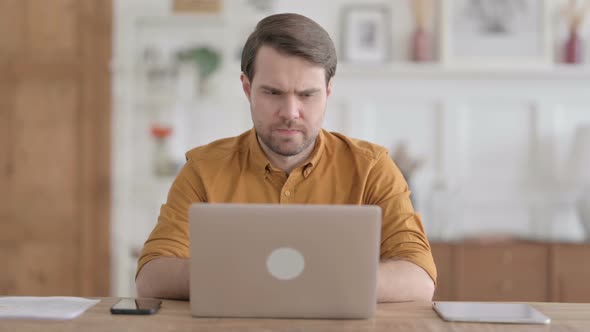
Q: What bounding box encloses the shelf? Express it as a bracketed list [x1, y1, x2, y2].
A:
[133, 94, 246, 112]
[337, 63, 590, 80]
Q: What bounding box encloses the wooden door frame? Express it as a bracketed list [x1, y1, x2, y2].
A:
[0, 0, 112, 296]
[78, 0, 112, 296]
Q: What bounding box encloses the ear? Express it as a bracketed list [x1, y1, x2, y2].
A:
[326, 79, 333, 97]
[240, 72, 252, 102]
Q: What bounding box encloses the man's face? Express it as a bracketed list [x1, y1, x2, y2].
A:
[241, 46, 332, 157]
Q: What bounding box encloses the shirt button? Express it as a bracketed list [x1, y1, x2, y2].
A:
[284, 190, 291, 197]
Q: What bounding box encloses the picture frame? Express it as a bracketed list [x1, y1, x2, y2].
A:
[440, 0, 552, 68]
[172, 0, 222, 14]
[340, 5, 392, 63]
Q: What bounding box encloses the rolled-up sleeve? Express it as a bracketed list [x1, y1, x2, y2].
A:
[364, 151, 437, 284]
[136, 159, 205, 277]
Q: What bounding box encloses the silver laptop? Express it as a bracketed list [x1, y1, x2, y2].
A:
[189, 203, 381, 319]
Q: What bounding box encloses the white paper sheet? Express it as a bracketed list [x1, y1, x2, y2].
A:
[0, 297, 100, 320]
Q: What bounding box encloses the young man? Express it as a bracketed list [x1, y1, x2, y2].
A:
[136, 13, 436, 302]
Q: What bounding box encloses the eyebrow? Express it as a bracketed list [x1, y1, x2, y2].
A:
[297, 88, 321, 95]
[259, 85, 282, 93]
[259, 85, 321, 95]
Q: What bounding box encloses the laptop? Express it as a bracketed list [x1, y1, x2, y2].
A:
[188, 203, 382, 319]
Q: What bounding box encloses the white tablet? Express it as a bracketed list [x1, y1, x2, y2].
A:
[433, 302, 551, 324]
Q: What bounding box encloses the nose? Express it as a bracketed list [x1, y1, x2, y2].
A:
[278, 94, 300, 120]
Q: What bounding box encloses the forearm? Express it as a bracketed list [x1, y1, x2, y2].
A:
[135, 257, 190, 300]
[377, 259, 435, 303]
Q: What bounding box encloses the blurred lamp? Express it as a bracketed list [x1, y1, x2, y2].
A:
[570, 126, 590, 240]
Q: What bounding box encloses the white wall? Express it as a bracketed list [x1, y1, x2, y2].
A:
[112, 0, 590, 296]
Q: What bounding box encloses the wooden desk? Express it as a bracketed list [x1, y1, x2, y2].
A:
[1, 298, 589, 332]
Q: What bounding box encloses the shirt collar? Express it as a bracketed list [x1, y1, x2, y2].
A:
[247, 128, 325, 178]
[248, 128, 272, 175]
[301, 129, 324, 178]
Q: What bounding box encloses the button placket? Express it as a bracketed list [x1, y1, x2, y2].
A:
[280, 174, 299, 203]
[280, 187, 291, 203]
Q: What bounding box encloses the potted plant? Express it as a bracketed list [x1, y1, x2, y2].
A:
[176, 46, 222, 95]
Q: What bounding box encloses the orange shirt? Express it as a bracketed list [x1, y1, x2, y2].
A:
[138, 128, 437, 283]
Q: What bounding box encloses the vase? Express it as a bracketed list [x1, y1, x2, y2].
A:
[154, 138, 171, 177]
[410, 27, 431, 62]
[564, 29, 584, 64]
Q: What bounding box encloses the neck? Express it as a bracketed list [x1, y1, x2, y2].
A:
[257, 136, 316, 174]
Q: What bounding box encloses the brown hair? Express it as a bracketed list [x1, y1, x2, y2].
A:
[241, 13, 337, 86]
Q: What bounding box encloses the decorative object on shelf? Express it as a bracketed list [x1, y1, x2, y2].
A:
[391, 142, 425, 207]
[176, 46, 221, 96]
[340, 5, 392, 63]
[568, 125, 590, 240]
[391, 141, 425, 184]
[150, 124, 178, 177]
[409, 0, 434, 62]
[172, 0, 222, 13]
[141, 46, 178, 99]
[246, 0, 275, 13]
[441, 0, 552, 68]
[561, 0, 590, 64]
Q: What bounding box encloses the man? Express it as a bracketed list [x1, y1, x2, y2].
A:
[136, 13, 436, 302]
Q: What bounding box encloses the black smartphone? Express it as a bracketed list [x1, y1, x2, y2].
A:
[110, 298, 162, 315]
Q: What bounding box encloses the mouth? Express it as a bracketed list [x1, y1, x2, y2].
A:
[275, 128, 301, 135]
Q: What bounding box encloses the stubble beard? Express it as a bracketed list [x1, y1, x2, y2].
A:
[258, 120, 318, 157]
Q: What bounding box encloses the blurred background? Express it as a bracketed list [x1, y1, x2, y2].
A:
[2, 0, 590, 302]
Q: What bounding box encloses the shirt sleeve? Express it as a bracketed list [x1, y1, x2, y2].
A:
[136, 159, 206, 277]
[364, 151, 437, 284]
